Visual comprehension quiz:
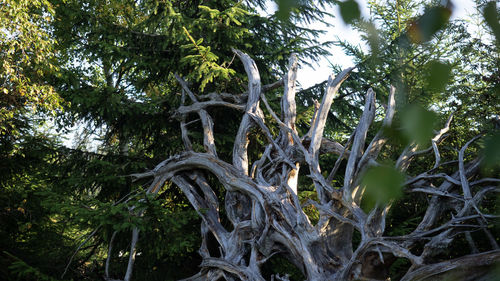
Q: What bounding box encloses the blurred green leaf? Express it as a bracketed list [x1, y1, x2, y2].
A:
[383, 123, 410, 147]
[339, 0, 361, 25]
[276, 0, 299, 20]
[363, 21, 381, 58]
[482, 131, 500, 170]
[427, 60, 452, 92]
[408, 5, 451, 44]
[401, 105, 437, 147]
[362, 165, 405, 209]
[483, 1, 500, 45]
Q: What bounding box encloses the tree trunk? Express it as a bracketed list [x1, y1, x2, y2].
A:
[127, 51, 500, 280]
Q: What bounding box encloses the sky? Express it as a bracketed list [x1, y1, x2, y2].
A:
[292, 0, 480, 88]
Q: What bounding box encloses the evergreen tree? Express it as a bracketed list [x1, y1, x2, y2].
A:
[1, 0, 340, 280]
[1, 0, 498, 280]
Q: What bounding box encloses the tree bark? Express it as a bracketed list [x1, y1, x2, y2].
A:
[126, 51, 499, 280]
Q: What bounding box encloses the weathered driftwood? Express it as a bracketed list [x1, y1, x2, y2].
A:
[120, 51, 499, 280]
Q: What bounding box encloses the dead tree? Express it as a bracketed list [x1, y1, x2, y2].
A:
[125, 50, 500, 280]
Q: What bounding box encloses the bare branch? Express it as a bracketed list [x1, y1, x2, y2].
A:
[105, 231, 117, 279]
[179, 89, 193, 151]
[122, 53, 499, 281]
[175, 75, 217, 155]
[232, 49, 262, 175]
[280, 54, 301, 194]
[400, 250, 500, 281]
[357, 85, 396, 172]
[327, 132, 355, 182]
[123, 228, 139, 281]
[471, 178, 500, 185]
[176, 101, 245, 115]
[396, 114, 452, 172]
[459, 135, 482, 200]
[308, 67, 354, 161]
[281, 53, 299, 143]
[343, 88, 376, 201]
[62, 226, 101, 279]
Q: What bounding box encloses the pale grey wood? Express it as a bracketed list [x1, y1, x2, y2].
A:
[105, 231, 117, 279]
[308, 68, 354, 161]
[123, 227, 139, 281]
[175, 74, 217, 156]
[118, 52, 500, 281]
[232, 49, 262, 175]
[281, 54, 299, 194]
[400, 250, 500, 281]
[343, 88, 376, 202]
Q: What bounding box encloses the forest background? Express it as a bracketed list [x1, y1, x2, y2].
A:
[1, 0, 499, 280]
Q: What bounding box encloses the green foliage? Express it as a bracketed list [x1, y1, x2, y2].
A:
[1, 0, 498, 279]
[180, 26, 236, 90]
[483, 1, 500, 45]
[361, 164, 405, 209]
[261, 254, 304, 280]
[298, 190, 320, 225]
[275, 0, 300, 20]
[389, 258, 411, 280]
[0, 0, 62, 136]
[482, 131, 500, 171]
[400, 104, 437, 147]
[339, 0, 361, 25]
[332, 0, 497, 144]
[0, 0, 342, 279]
[3, 252, 61, 281]
[330, 0, 500, 271]
[406, 5, 452, 44]
[426, 60, 452, 92]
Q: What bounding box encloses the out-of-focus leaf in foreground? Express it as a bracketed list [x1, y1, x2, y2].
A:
[407, 4, 452, 44]
[483, 1, 500, 44]
[362, 165, 405, 209]
[401, 105, 437, 147]
[482, 130, 500, 171]
[426, 60, 452, 92]
[339, 0, 361, 25]
[276, 0, 300, 20]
